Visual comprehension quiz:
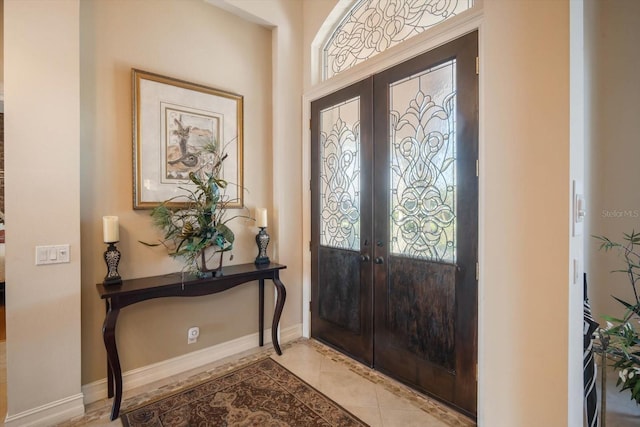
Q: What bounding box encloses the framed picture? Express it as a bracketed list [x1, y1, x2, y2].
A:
[132, 69, 243, 209]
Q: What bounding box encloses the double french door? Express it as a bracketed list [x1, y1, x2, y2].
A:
[310, 32, 478, 416]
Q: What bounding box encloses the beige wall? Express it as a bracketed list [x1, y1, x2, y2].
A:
[585, 0, 640, 322]
[481, 1, 571, 424]
[213, 0, 304, 330]
[80, 0, 275, 384]
[5, 0, 83, 420]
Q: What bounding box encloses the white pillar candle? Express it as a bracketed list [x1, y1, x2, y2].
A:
[255, 208, 268, 228]
[103, 216, 120, 243]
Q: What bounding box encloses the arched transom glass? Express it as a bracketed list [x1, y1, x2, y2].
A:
[323, 0, 475, 80]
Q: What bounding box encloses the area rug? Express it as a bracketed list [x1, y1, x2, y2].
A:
[121, 357, 368, 426]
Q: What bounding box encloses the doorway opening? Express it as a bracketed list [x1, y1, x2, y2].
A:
[311, 32, 478, 417]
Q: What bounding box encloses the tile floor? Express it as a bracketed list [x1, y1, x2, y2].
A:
[0, 339, 639, 425]
[58, 339, 474, 427]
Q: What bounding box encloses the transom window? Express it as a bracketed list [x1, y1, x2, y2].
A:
[323, 0, 475, 80]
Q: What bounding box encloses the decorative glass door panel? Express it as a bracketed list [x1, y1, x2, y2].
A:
[389, 60, 457, 263]
[385, 60, 458, 370]
[320, 98, 361, 252]
[311, 79, 374, 365]
[318, 97, 362, 333]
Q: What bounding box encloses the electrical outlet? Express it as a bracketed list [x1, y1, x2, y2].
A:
[187, 326, 199, 344]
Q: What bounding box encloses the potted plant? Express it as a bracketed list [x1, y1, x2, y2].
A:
[595, 231, 640, 404]
[143, 141, 247, 278]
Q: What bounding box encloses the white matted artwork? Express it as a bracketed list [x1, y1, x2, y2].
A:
[133, 69, 243, 209]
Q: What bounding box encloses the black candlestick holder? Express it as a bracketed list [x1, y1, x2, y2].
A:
[255, 227, 270, 265]
[103, 242, 122, 286]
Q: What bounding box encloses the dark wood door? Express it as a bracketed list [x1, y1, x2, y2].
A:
[372, 32, 478, 416]
[311, 32, 478, 416]
[311, 78, 374, 365]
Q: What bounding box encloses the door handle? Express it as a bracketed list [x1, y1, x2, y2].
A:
[374, 257, 384, 264]
[359, 254, 370, 262]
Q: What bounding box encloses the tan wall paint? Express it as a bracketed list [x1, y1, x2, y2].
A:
[4, 0, 82, 417]
[80, 0, 273, 384]
[585, 0, 640, 323]
[215, 0, 304, 330]
[481, 1, 571, 425]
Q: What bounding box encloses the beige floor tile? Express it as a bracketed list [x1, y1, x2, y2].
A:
[381, 408, 449, 427]
[272, 343, 326, 387]
[317, 369, 379, 408]
[375, 382, 421, 411]
[345, 405, 383, 427]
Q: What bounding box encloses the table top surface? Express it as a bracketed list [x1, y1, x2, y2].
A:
[97, 262, 286, 298]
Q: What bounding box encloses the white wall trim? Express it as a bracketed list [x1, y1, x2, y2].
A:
[4, 393, 84, 427]
[280, 322, 303, 343]
[82, 324, 302, 405]
[204, 0, 275, 27]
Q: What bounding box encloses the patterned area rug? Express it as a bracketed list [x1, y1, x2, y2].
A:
[121, 357, 368, 426]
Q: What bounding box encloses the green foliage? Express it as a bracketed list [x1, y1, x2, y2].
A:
[595, 230, 640, 404]
[145, 143, 246, 275]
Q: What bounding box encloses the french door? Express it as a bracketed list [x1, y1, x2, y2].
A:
[311, 32, 478, 415]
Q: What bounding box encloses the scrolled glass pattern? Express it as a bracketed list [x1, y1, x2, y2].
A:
[323, 0, 474, 80]
[320, 98, 361, 250]
[389, 60, 456, 262]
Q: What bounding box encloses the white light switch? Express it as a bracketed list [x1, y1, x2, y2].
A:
[35, 244, 70, 265]
[572, 180, 585, 237]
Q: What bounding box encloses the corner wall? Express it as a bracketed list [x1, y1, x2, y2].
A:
[4, 0, 83, 423]
[211, 0, 304, 331]
[480, 1, 572, 424]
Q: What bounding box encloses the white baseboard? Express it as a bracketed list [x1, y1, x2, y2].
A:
[83, 323, 302, 405]
[4, 393, 84, 427]
[280, 322, 302, 343]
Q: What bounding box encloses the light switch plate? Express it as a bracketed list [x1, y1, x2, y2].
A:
[573, 180, 585, 237]
[35, 244, 70, 265]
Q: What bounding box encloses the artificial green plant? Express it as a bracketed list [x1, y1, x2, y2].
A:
[143, 142, 245, 277]
[595, 230, 640, 404]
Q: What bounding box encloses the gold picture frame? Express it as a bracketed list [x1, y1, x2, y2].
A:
[132, 69, 243, 209]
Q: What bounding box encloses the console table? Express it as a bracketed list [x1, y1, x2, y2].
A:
[96, 262, 287, 421]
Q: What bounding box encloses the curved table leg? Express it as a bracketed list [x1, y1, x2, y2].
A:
[271, 275, 287, 355]
[259, 279, 264, 347]
[105, 300, 114, 398]
[102, 306, 122, 421]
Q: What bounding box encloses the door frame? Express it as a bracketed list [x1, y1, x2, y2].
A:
[302, 11, 484, 340]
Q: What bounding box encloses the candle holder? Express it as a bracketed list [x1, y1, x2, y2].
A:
[103, 242, 122, 286]
[255, 227, 270, 265]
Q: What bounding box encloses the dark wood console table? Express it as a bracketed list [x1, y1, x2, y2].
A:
[96, 262, 287, 421]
